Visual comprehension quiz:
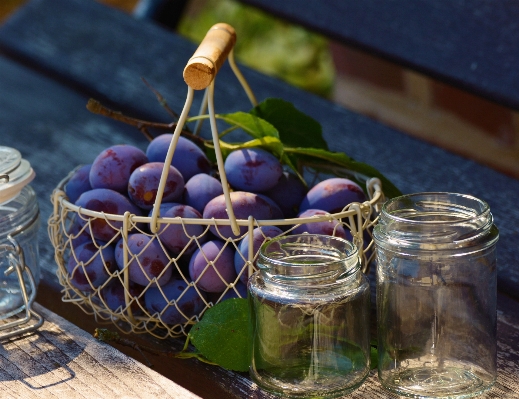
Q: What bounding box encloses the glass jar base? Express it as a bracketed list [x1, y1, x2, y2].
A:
[380, 366, 494, 398]
[251, 367, 369, 399]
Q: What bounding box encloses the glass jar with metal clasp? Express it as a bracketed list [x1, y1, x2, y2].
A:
[0, 146, 43, 338]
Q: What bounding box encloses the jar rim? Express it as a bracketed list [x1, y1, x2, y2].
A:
[258, 234, 360, 283]
[381, 192, 490, 225]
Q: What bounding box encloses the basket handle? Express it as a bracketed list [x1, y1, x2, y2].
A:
[150, 23, 242, 236]
[183, 23, 237, 90]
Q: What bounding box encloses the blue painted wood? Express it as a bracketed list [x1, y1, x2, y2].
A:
[133, 0, 189, 29]
[240, 0, 519, 110]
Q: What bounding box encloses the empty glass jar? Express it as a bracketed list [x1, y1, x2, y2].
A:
[374, 192, 499, 398]
[249, 234, 371, 398]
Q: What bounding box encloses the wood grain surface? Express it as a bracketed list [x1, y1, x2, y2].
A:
[0, 304, 202, 399]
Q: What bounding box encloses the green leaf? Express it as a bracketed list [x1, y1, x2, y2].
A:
[286, 146, 402, 199]
[205, 136, 285, 159]
[250, 98, 328, 150]
[217, 112, 279, 139]
[370, 346, 378, 370]
[189, 298, 250, 372]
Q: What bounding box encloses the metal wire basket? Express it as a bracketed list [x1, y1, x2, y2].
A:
[48, 23, 385, 339]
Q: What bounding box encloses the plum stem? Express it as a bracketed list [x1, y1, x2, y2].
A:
[141, 77, 179, 120]
[86, 98, 205, 147]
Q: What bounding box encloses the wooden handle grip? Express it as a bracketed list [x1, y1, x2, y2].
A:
[183, 23, 236, 90]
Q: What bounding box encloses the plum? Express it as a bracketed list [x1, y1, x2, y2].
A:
[183, 173, 223, 214]
[292, 209, 349, 239]
[189, 240, 237, 293]
[145, 277, 207, 325]
[299, 178, 365, 214]
[203, 191, 281, 238]
[128, 162, 184, 210]
[75, 188, 142, 242]
[115, 233, 172, 287]
[67, 241, 116, 291]
[146, 135, 211, 181]
[65, 164, 92, 203]
[224, 148, 283, 192]
[89, 144, 148, 193]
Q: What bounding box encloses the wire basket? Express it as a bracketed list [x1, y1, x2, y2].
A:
[48, 23, 385, 339]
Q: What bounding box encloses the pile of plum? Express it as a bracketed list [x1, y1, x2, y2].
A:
[64, 134, 367, 327]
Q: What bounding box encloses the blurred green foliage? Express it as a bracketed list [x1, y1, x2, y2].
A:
[178, 0, 335, 97]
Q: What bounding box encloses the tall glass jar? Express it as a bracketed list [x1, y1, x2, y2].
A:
[0, 147, 41, 319]
[249, 234, 371, 398]
[374, 192, 499, 398]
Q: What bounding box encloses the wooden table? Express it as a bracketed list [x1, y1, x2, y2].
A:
[0, 0, 518, 397]
[1, 298, 518, 398]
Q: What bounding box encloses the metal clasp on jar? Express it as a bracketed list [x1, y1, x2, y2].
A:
[0, 235, 43, 339]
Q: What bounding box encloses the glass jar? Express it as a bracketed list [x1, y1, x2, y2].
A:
[373, 192, 499, 398]
[249, 234, 371, 398]
[0, 146, 40, 319]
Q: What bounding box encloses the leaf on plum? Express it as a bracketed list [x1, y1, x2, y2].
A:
[287, 147, 402, 199]
[217, 112, 279, 139]
[216, 136, 284, 158]
[250, 98, 328, 151]
[189, 298, 250, 372]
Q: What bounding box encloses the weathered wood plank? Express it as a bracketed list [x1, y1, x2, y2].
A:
[0, 304, 202, 399]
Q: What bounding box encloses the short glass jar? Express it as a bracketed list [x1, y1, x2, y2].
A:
[374, 192, 499, 398]
[0, 147, 41, 319]
[249, 234, 371, 398]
